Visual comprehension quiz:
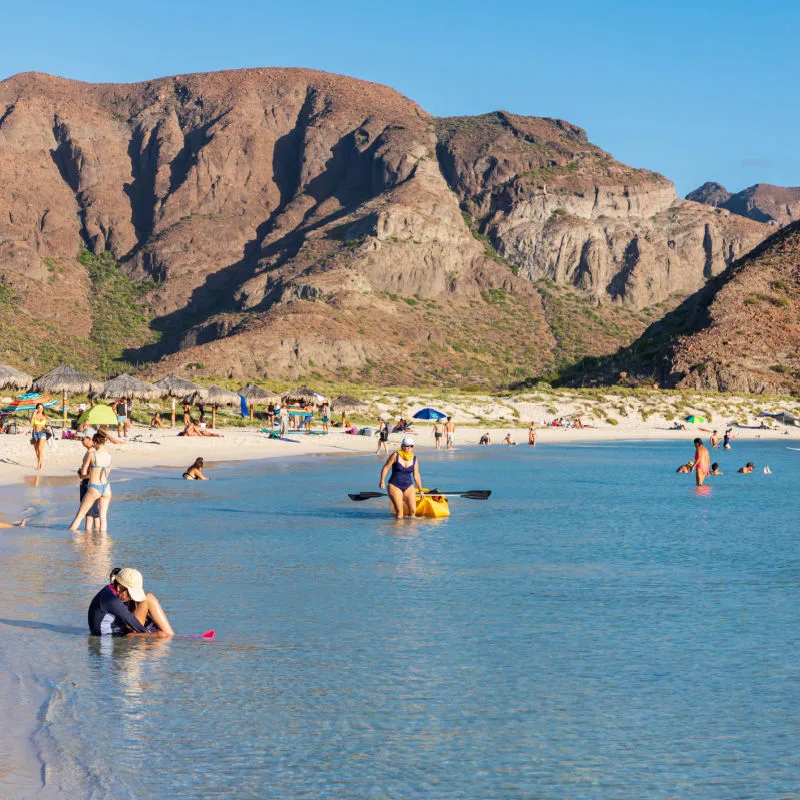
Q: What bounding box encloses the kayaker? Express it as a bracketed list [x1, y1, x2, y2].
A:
[379, 436, 422, 519]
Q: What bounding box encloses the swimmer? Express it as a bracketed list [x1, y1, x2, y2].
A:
[738, 462, 755, 474]
[379, 436, 422, 519]
[691, 437, 711, 486]
[710, 462, 723, 475]
[183, 457, 208, 480]
[676, 461, 695, 474]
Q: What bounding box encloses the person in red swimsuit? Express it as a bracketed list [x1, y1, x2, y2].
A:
[692, 437, 711, 486]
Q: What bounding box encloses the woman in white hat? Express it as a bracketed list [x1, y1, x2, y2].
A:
[379, 435, 423, 519]
[88, 568, 173, 636]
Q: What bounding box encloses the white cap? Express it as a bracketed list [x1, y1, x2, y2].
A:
[114, 568, 146, 603]
[401, 436, 415, 447]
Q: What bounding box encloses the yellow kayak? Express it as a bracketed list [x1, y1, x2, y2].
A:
[415, 491, 450, 519]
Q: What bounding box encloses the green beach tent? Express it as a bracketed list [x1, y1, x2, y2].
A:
[77, 404, 119, 426]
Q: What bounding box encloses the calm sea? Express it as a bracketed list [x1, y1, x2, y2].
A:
[1, 440, 798, 799]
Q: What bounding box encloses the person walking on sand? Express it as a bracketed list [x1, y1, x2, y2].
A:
[29, 402, 49, 471]
[691, 437, 711, 486]
[321, 402, 330, 433]
[376, 418, 389, 454]
[528, 422, 536, 446]
[278, 403, 289, 437]
[445, 417, 455, 449]
[70, 431, 113, 531]
[379, 436, 422, 519]
[433, 419, 445, 450]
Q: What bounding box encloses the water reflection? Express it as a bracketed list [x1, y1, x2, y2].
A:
[72, 530, 114, 586]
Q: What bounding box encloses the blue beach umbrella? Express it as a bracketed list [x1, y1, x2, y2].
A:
[3, 392, 58, 413]
[412, 407, 448, 421]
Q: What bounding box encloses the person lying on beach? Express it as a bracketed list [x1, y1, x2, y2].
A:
[88, 567, 173, 636]
[150, 412, 165, 429]
[737, 462, 755, 473]
[180, 420, 223, 438]
[676, 461, 695, 474]
[78, 425, 124, 445]
[183, 457, 208, 480]
[710, 463, 723, 475]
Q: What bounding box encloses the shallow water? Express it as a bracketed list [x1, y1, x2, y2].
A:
[1, 441, 799, 798]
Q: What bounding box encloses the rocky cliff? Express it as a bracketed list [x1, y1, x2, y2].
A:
[573, 221, 800, 394]
[687, 181, 800, 227]
[0, 68, 772, 384]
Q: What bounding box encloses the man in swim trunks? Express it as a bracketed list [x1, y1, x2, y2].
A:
[432, 420, 445, 450]
[692, 437, 711, 486]
[709, 430, 720, 448]
[445, 417, 455, 449]
[88, 568, 170, 636]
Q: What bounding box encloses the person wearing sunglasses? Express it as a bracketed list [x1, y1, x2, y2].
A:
[379, 436, 423, 519]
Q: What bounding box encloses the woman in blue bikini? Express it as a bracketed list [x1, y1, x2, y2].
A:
[379, 436, 423, 519]
[70, 430, 113, 531]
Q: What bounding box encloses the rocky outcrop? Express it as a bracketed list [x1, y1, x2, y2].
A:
[438, 113, 768, 309]
[0, 69, 774, 383]
[686, 181, 800, 227]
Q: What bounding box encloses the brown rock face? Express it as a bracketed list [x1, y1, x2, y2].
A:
[591, 221, 800, 394]
[0, 69, 774, 383]
[687, 181, 800, 227]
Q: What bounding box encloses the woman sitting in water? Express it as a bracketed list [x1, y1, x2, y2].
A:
[183, 457, 208, 480]
[88, 567, 173, 636]
[379, 436, 422, 519]
[69, 431, 113, 532]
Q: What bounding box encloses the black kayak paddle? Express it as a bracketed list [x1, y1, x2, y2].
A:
[348, 490, 491, 501]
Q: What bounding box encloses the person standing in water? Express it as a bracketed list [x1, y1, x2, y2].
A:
[692, 437, 711, 486]
[379, 436, 422, 519]
[528, 422, 537, 446]
[70, 431, 113, 531]
[710, 430, 720, 448]
[432, 419, 445, 450]
[445, 417, 455, 449]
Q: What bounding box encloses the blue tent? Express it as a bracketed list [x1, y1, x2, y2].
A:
[412, 407, 447, 421]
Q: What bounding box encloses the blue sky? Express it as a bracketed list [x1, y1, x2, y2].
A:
[2, 0, 797, 196]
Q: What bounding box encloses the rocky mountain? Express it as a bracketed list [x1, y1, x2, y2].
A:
[570, 221, 800, 394]
[687, 181, 800, 227]
[0, 68, 771, 385]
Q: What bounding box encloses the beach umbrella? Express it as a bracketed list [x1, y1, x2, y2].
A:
[412, 407, 448, 421]
[0, 365, 33, 392]
[33, 365, 103, 425]
[3, 392, 58, 413]
[197, 385, 240, 429]
[282, 385, 327, 405]
[238, 383, 280, 422]
[77, 404, 119, 426]
[331, 394, 368, 424]
[684, 415, 706, 424]
[154, 374, 207, 427]
[98, 374, 161, 401]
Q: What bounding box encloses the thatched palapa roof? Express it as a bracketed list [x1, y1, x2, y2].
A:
[0, 365, 33, 392]
[33, 365, 102, 394]
[238, 383, 280, 403]
[200, 385, 241, 406]
[153, 374, 206, 399]
[282, 385, 327, 404]
[330, 394, 367, 412]
[98, 373, 161, 400]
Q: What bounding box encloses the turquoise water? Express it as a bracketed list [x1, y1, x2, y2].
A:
[1, 441, 799, 798]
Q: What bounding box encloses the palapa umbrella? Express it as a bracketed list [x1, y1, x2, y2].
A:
[281, 385, 327, 405]
[0, 365, 33, 392]
[238, 383, 281, 422]
[330, 394, 367, 425]
[77, 404, 119, 426]
[98, 374, 161, 401]
[197, 385, 240, 429]
[33, 365, 103, 425]
[154, 374, 207, 428]
[412, 407, 448, 421]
